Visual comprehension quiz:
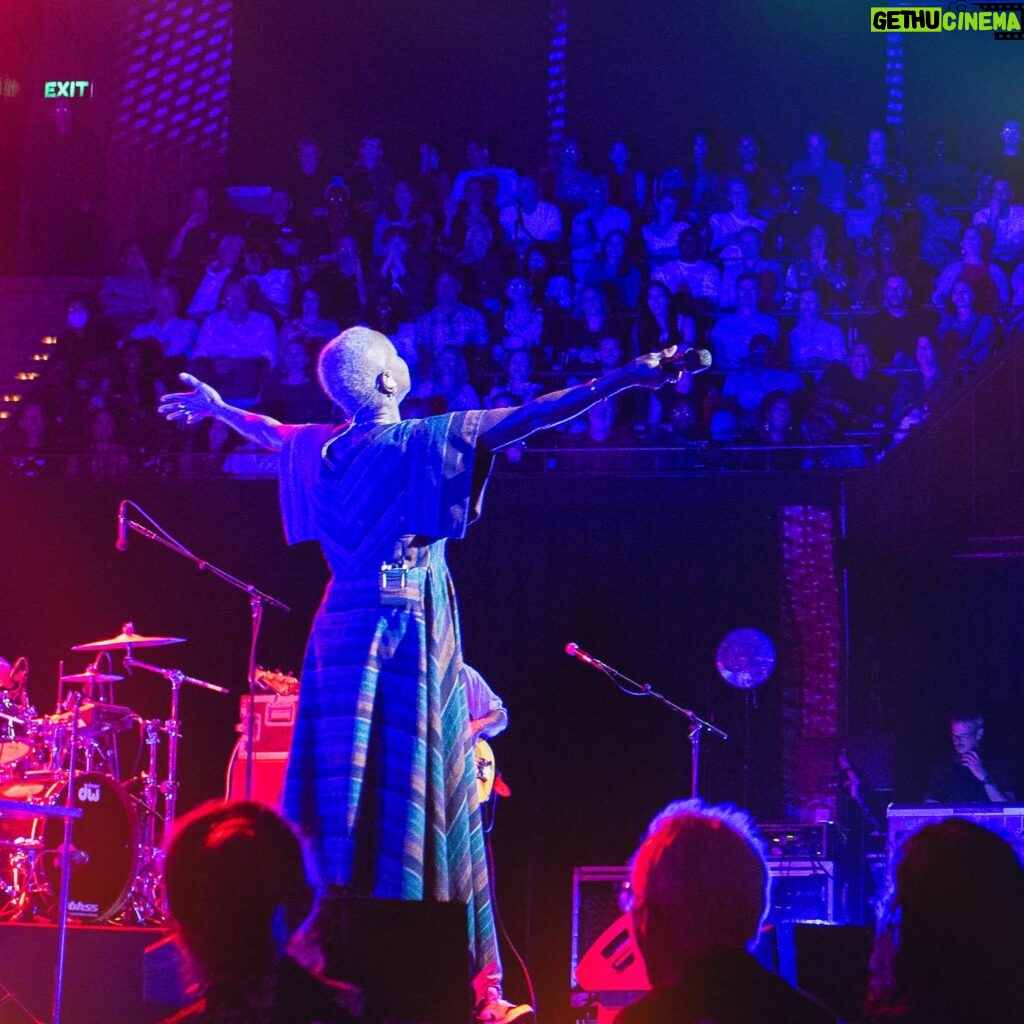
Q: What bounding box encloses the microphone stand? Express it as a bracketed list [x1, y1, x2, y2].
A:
[120, 501, 290, 801]
[574, 650, 727, 799]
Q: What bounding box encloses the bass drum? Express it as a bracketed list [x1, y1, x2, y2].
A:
[0, 772, 137, 922]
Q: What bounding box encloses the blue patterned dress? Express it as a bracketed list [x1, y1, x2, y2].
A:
[277, 413, 497, 974]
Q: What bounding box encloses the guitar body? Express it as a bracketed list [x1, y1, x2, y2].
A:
[474, 738, 495, 803]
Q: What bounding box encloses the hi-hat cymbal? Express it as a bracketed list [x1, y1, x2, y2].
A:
[60, 671, 125, 684]
[72, 631, 185, 651]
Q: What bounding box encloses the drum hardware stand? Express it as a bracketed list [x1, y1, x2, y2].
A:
[565, 643, 728, 798]
[121, 657, 229, 918]
[118, 499, 290, 800]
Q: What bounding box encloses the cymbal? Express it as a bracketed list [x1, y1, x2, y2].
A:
[72, 631, 185, 652]
[60, 671, 125, 684]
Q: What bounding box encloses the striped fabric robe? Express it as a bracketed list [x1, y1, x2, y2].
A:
[278, 413, 497, 974]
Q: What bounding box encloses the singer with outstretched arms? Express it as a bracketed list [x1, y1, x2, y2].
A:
[159, 326, 696, 1017]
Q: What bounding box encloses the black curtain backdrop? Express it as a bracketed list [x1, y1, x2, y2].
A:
[228, 0, 551, 183]
[1, 471, 833, 1017]
[227, 1, 1024, 186]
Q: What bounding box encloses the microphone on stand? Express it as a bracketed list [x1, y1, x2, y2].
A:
[115, 500, 128, 552]
[564, 642, 602, 668]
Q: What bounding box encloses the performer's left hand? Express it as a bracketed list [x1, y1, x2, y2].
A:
[628, 346, 679, 389]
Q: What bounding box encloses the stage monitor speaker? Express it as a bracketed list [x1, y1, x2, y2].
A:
[795, 923, 873, 1022]
[315, 894, 470, 1024]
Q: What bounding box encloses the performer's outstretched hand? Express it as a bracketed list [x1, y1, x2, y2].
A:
[158, 372, 224, 424]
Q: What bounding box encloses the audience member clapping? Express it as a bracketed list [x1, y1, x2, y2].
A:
[495, 276, 544, 367]
[971, 177, 1024, 262]
[641, 191, 690, 268]
[131, 281, 198, 367]
[636, 281, 697, 354]
[188, 233, 247, 317]
[498, 173, 563, 249]
[708, 179, 767, 260]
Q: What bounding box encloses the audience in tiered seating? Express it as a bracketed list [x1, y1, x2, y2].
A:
[9, 119, 1024, 475]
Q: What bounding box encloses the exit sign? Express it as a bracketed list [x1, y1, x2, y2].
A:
[43, 80, 93, 98]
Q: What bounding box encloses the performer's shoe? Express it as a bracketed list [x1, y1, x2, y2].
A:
[474, 990, 533, 1024]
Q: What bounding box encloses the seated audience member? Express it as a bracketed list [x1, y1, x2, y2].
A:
[258, 339, 334, 425]
[456, 224, 506, 314]
[570, 179, 632, 282]
[495, 276, 543, 366]
[248, 186, 303, 264]
[416, 141, 451, 221]
[641, 191, 690, 268]
[583, 229, 643, 313]
[788, 130, 846, 213]
[545, 137, 596, 210]
[603, 138, 646, 216]
[987, 118, 1024, 198]
[913, 131, 974, 207]
[782, 224, 847, 311]
[242, 240, 295, 320]
[369, 226, 430, 322]
[312, 234, 367, 327]
[192, 278, 278, 404]
[448, 139, 518, 211]
[441, 176, 499, 255]
[635, 281, 697, 354]
[288, 137, 332, 256]
[282, 286, 340, 353]
[167, 184, 225, 289]
[848, 127, 909, 208]
[816, 340, 893, 430]
[708, 179, 767, 260]
[498, 174, 563, 249]
[57, 294, 118, 373]
[651, 228, 721, 307]
[914, 191, 963, 270]
[761, 391, 800, 447]
[684, 133, 721, 213]
[771, 177, 837, 259]
[864, 817, 1024, 1024]
[27, 354, 81, 449]
[488, 348, 544, 405]
[722, 334, 803, 433]
[177, 417, 239, 476]
[799, 404, 869, 470]
[188, 233, 246, 317]
[891, 334, 954, 429]
[132, 282, 199, 365]
[710, 273, 780, 370]
[373, 179, 434, 256]
[159, 800, 363, 1024]
[559, 286, 625, 368]
[937, 279, 1000, 367]
[415, 270, 489, 367]
[727, 133, 785, 211]
[619, 800, 836, 1024]
[857, 274, 937, 366]
[99, 241, 155, 325]
[720, 227, 779, 310]
[971, 177, 1024, 261]
[667, 394, 708, 442]
[851, 218, 925, 310]
[844, 179, 889, 243]
[787, 288, 847, 370]
[932, 225, 1010, 313]
[111, 338, 166, 447]
[410, 345, 481, 412]
[65, 407, 134, 479]
[924, 708, 1015, 805]
[1, 400, 59, 477]
[348, 135, 395, 243]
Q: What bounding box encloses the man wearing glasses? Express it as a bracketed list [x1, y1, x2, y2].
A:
[925, 710, 1015, 804]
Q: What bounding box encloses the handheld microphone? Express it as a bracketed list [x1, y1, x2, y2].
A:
[116, 500, 128, 552]
[664, 347, 713, 375]
[564, 642, 600, 667]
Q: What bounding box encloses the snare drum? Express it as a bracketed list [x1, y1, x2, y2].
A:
[0, 772, 137, 921]
[0, 697, 35, 777]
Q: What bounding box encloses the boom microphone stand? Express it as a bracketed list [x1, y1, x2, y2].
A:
[564, 643, 727, 798]
[116, 500, 290, 800]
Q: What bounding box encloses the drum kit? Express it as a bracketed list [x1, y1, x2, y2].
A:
[0, 622, 228, 926]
